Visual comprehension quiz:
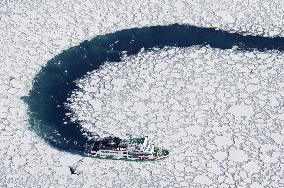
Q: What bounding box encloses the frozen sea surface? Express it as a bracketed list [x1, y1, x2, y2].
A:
[1, 0, 284, 187]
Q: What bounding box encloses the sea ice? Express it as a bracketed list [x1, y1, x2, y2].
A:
[228, 105, 254, 117]
[2, 0, 284, 186]
[193, 175, 212, 185]
[229, 149, 248, 163]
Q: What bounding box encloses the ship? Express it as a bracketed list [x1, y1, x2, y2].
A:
[85, 135, 169, 160]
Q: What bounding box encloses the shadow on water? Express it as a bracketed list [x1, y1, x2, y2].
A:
[22, 24, 284, 155]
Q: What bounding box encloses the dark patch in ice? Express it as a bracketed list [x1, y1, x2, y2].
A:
[22, 24, 284, 154]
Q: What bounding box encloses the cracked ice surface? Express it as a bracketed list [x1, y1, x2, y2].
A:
[68, 47, 284, 187]
[1, 0, 284, 187]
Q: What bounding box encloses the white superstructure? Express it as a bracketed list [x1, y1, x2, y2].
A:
[85, 136, 169, 160]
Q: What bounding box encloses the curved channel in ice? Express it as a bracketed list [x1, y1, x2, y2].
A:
[23, 24, 284, 154]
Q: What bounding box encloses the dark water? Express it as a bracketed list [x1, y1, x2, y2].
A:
[23, 24, 284, 155]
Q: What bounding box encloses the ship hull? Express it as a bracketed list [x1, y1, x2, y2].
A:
[84, 153, 169, 161]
